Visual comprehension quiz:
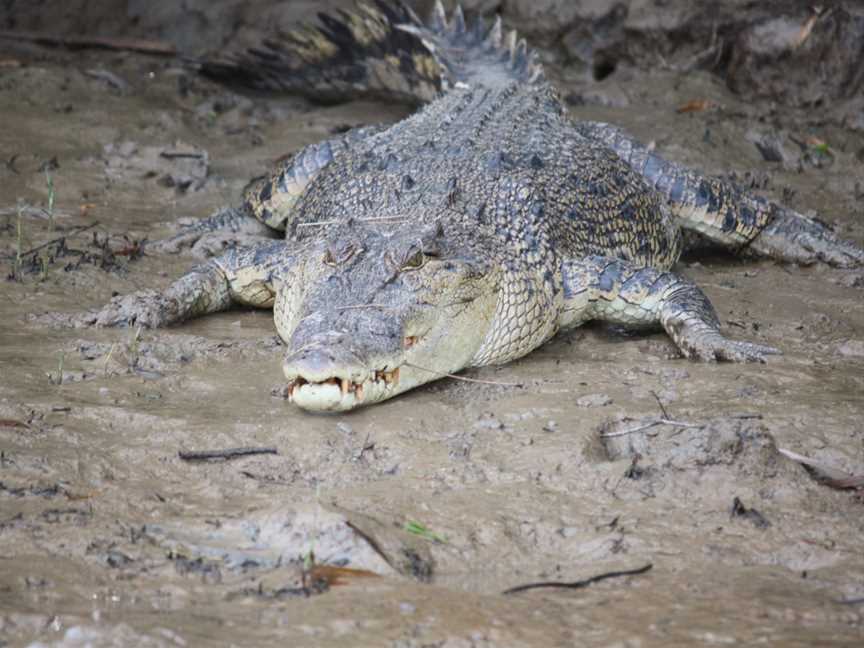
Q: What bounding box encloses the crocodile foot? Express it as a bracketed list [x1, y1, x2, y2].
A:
[670, 320, 781, 363]
[77, 290, 178, 329]
[147, 206, 276, 258]
[746, 207, 864, 268]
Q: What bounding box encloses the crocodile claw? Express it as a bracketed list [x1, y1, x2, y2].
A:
[747, 206, 864, 268]
[674, 325, 781, 363]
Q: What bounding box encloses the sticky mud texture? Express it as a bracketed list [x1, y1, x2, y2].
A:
[1, 1, 864, 646]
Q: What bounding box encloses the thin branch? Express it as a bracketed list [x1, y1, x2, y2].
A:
[0, 222, 100, 260]
[0, 30, 176, 55]
[178, 446, 278, 462]
[336, 304, 393, 311]
[600, 418, 702, 438]
[600, 413, 762, 438]
[403, 362, 524, 388]
[503, 563, 653, 595]
[296, 216, 412, 228]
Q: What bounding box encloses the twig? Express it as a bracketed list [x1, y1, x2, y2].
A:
[178, 446, 278, 462]
[650, 390, 670, 419]
[337, 304, 392, 311]
[160, 152, 205, 160]
[600, 418, 702, 438]
[503, 563, 653, 595]
[403, 362, 524, 388]
[600, 413, 762, 438]
[296, 216, 412, 228]
[0, 30, 177, 55]
[836, 597, 864, 606]
[1, 222, 100, 260]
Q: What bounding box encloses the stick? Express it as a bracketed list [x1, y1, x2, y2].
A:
[600, 413, 762, 438]
[403, 362, 524, 388]
[178, 446, 278, 462]
[503, 563, 653, 595]
[0, 30, 177, 56]
[0, 222, 100, 260]
[599, 418, 702, 438]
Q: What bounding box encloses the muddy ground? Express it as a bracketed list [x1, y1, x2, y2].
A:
[1, 1, 863, 646]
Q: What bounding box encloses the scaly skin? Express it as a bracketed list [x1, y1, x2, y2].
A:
[70, 2, 860, 412]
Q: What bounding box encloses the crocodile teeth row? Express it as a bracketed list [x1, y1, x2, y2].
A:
[374, 368, 400, 385]
[286, 368, 400, 401]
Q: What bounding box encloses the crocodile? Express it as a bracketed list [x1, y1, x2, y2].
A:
[79, 1, 864, 412]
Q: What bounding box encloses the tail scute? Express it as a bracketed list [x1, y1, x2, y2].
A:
[199, 2, 545, 104]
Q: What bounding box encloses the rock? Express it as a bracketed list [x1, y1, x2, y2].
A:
[726, 8, 864, 106]
[837, 340, 864, 357]
[745, 129, 801, 169]
[837, 273, 864, 289]
[103, 140, 209, 194]
[576, 393, 612, 408]
[501, 0, 584, 33]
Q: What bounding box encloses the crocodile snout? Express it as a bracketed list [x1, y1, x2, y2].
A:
[282, 333, 401, 412]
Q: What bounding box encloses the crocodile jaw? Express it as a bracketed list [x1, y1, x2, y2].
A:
[284, 367, 403, 412]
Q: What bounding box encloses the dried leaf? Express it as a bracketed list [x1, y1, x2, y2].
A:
[306, 564, 379, 587]
[804, 136, 830, 155]
[676, 99, 715, 114]
[79, 203, 97, 217]
[778, 447, 863, 489]
[793, 13, 819, 49]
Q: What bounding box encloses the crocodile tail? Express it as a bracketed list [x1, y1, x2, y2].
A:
[198, 1, 545, 105]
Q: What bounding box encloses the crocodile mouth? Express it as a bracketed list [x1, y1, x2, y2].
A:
[286, 368, 401, 411]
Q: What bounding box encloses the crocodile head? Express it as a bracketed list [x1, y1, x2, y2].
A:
[278, 220, 500, 412]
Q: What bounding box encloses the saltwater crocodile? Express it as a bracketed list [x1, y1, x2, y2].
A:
[80, 1, 863, 412]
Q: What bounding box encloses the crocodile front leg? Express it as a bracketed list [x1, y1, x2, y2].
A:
[77, 240, 292, 328]
[575, 121, 864, 267]
[560, 255, 779, 362]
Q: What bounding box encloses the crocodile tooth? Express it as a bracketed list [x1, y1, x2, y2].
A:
[341, 378, 349, 395]
[355, 383, 365, 402]
[484, 16, 502, 49]
[430, 0, 447, 32]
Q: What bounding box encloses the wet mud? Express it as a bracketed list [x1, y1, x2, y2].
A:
[1, 2, 863, 646]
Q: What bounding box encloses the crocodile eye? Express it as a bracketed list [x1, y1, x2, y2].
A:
[323, 243, 359, 267]
[401, 248, 425, 271]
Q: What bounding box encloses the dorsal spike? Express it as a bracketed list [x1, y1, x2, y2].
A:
[470, 13, 485, 42]
[450, 5, 466, 35]
[506, 30, 518, 56]
[513, 38, 528, 67]
[397, 0, 423, 26]
[484, 16, 502, 49]
[430, 0, 447, 32]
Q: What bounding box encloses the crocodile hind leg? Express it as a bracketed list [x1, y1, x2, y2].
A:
[574, 121, 864, 267]
[559, 255, 780, 362]
[74, 240, 293, 329]
[152, 125, 384, 256]
[149, 204, 277, 257]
